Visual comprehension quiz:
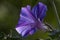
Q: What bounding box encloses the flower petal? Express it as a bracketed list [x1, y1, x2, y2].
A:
[21, 25, 31, 36]
[29, 28, 36, 35]
[16, 7, 35, 27]
[26, 5, 31, 10]
[15, 26, 28, 34]
[21, 7, 35, 21]
[32, 2, 47, 21]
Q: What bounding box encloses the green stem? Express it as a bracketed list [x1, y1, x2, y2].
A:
[52, 0, 60, 28]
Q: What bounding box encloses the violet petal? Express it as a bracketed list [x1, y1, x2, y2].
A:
[32, 2, 47, 21]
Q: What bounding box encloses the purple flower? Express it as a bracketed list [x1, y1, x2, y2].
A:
[15, 2, 47, 37]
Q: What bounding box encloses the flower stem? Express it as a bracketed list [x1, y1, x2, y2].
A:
[52, 0, 60, 28]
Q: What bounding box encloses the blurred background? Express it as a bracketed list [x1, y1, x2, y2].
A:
[0, 0, 60, 40]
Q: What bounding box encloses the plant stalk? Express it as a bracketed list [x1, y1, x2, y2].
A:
[52, 0, 60, 28]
